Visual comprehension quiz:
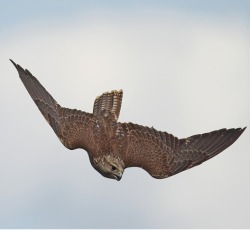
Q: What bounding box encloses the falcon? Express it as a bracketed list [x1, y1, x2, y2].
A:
[11, 60, 246, 181]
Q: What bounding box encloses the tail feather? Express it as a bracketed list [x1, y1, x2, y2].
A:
[93, 90, 123, 121]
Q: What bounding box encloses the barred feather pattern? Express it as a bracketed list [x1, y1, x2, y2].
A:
[93, 90, 123, 120]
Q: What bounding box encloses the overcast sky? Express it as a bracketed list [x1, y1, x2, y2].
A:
[0, 0, 250, 228]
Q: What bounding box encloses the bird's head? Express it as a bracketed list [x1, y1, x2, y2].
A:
[90, 155, 125, 181]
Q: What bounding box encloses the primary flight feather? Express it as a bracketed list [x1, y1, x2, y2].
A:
[11, 59, 246, 181]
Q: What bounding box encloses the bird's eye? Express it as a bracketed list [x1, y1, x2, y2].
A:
[111, 165, 117, 171]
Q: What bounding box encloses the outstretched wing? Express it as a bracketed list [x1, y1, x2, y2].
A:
[122, 122, 246, 179]
[11, 60, 95, 152]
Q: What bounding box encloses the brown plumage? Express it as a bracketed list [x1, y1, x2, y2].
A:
[11, 59, 246, 181]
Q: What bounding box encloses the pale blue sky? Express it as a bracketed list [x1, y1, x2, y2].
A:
[1, 0, 250, 31]
[0, 0, 249, 228]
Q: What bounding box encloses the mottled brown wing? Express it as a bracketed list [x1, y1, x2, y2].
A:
[11, 60, 95, 152]
[122, 122, 245, 179]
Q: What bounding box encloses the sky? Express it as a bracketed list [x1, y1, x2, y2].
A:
[0, 0, 250, 228]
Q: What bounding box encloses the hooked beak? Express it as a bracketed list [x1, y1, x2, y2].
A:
[112, 172, 123, 181]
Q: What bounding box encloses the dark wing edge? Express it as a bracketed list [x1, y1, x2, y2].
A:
[122, 122, 246, 179]
[10, 59, 59, 122]
[178, 127, 246, 170]
[11, 59, 94, 151]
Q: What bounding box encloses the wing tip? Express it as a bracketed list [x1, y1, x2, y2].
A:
[226, 126, 246, 147]
[226, 126, 246, 141]
[236, 126, 246, 134]
[239, 126, 247, 135]
[10, 59, 26, 73]
[10, 59, 17, 68]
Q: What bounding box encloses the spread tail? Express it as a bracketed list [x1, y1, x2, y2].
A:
[93, 90, 123, 121]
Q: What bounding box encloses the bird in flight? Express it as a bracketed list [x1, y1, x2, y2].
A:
[11, 60, 246, 181]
